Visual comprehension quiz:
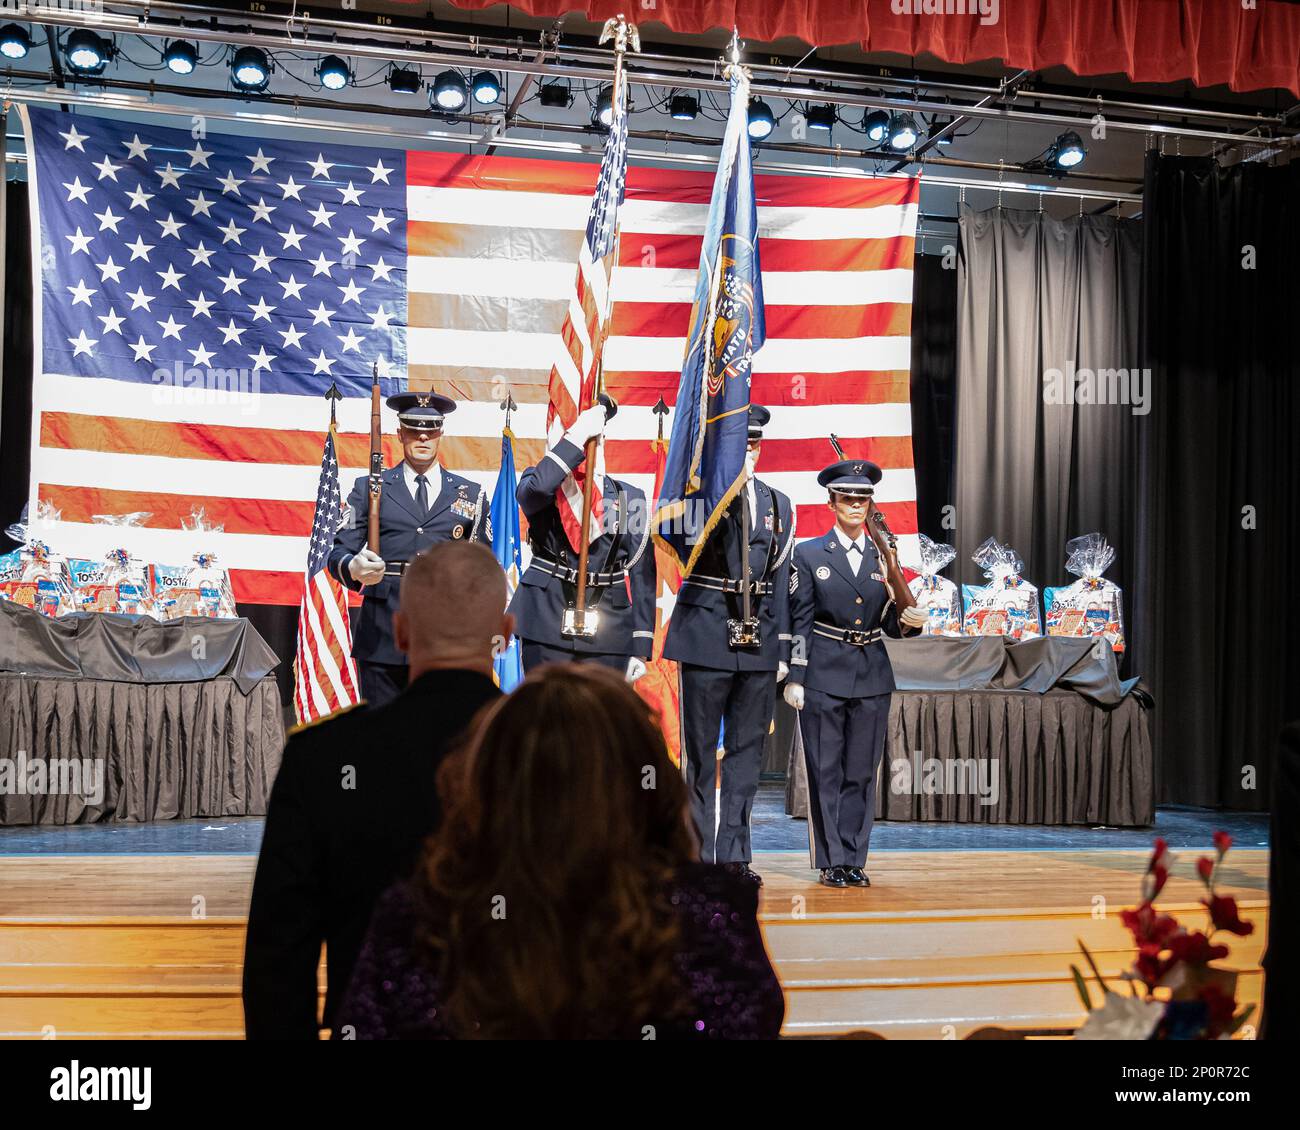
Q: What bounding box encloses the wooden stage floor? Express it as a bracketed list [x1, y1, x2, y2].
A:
[0, 849, 1270, 1039]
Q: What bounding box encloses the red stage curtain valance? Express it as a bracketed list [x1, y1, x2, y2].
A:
[433, 0, 1300, 97]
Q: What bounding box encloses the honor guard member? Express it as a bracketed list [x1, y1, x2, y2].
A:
[511, 394, 656, 680]
[664, 405, 796, 883]
[328, 392, 488, 708]
[782, 459, 927, 888]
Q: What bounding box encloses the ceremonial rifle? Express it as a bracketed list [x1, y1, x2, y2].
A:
[829, 434, 916, 614]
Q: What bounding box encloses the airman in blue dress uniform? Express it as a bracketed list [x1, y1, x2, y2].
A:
[328, 392, 488, 707]
[783, 458, 927, 887]
[511, 394, 656, 680]
[663, 405, 796, 883]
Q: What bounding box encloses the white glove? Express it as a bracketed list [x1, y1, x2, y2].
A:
[744, 448, 758, 479]
[783, 683, 804, 710]
[347, 547, 386, 586]
[900, 605, 929, 629]
[776, 661, 789, 682]
[625, 657, 647, 684]
[567, 404, 608, 447]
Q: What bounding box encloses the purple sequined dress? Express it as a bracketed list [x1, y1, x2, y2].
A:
[334, 863, 785, 1039]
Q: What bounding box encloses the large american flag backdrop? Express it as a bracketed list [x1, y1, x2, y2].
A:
[21, 106, 919, 607]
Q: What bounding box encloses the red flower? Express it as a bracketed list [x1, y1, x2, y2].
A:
[1150, 838, 1169, 868]
[1167, 931, 1228, 966]
[1213, 830, 1232, 855]
[1151, 863, 1170, 899]
[1196, 856, 1214, 883]
[1134, 943, 1171, 989]
[1205, 895, 1254, 937]
[1121, 904, 1180, 946]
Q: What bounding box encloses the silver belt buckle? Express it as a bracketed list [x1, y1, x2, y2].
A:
[561, 607, 600, 639]
[845, 629, 870, 646]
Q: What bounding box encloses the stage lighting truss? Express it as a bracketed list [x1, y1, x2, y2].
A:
[317, 54, 352, 92]
[0, 23, 31, 61]
[230, 45, 271, 92]
[1021, 130, 1089, 176]
[431, 69, 468, 112]
[64, 29, 112, 76]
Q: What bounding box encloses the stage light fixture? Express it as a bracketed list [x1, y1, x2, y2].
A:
[318, 55, 351, 91]
[0, 23, 31, 61]
[162, 40, 197, 76]
[65, 29, 110, 75]
[1049, 130, 1087, 170]
[539, 81, 573, 109]
[887, 112, 919, 151]
[388, 67, 421, 95]
[669, 94, 698, 121]
[806, 104, 835, 131]
[231, 46, 270, 91]
[747, 99, 775, 140]
[1021, 130, 1088, 176]
[593, 83, 614, 128]
[864, 109, 890, 144]
[431, 69, 468, 111]
[928, 116, 955, 146]
[471, 71, 501, 105]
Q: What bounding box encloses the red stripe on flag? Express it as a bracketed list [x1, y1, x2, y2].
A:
[406, 148, 920, 210]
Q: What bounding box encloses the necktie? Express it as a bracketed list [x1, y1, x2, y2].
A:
[847, 540, 864, 556]
[415, 474, 429, 514]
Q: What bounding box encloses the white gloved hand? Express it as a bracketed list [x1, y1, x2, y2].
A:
[783, 683, 804, 711]
[776, 661, 789, 682]
[348, 547, 386, 586]
[567, 404, 608, 447]
[900, 605, 929, 629]
[744, 448, 758, 479]
[625, 657, 647, 684]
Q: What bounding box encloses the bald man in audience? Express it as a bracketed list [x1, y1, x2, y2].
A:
[243, 542, 511, 1040]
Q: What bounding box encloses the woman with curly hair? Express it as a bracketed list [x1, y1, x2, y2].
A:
[334, 663, 785, 1039]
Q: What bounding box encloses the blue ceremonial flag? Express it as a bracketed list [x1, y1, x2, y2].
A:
[655, 66, 766, 575]
[491, 426, 525, 691]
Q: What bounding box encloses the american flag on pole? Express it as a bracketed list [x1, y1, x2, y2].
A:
[545, 69, 629, 549]
[19, 105, 919, 610]
[293, 424, 360, 724]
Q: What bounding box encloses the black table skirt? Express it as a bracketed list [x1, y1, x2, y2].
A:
[0, 674, 284, 825]
[785, 688, 1154, 827]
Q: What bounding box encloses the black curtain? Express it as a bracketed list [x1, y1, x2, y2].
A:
[952, 206, 1144, 648]
[909, 250, 958, 542]
[1136, 153, 1300, 810]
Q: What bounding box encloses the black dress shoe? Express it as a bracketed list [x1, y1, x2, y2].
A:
[723, 861, 763, 886]
[844, 867, 870, 887]
[819, 867, 848, 887]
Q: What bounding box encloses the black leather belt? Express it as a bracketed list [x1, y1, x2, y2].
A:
[529, 557, 627, 587]
[681, 575, 772, 596]
[813, 622, 882, 646]
[383, 560, 410, 578]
